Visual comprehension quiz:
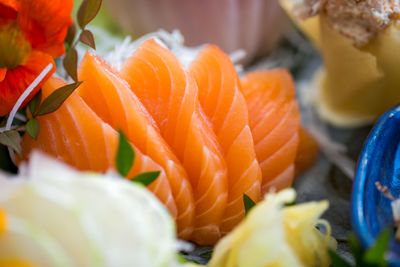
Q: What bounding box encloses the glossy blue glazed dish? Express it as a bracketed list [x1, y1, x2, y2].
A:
[352, 105, 400, 265]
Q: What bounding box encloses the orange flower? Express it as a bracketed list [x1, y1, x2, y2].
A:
[0, 0, 73, 116]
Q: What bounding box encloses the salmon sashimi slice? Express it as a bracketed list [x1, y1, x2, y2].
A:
[19, 77, 177, 218]
[120, 39, 228, 245]
[188, 45, 262, 234]
[77, 52, 195, 239]
[241, 70, 300, 193]
[295, 127, 319, 175]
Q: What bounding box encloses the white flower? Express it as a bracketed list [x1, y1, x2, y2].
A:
[0, 151, 178, 267]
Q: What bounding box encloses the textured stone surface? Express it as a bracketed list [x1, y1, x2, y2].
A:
[248, 30, 374, 262]
[293, 127, 370, 263]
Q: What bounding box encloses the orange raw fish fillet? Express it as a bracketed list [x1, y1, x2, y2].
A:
[77, 52, 195, 239]
[19, 77, 177, 217]
[295, 127, 319, 175]
[189, 45, 262, 234]
[241, 70, 300, 193]
[121, 39, 228, 245]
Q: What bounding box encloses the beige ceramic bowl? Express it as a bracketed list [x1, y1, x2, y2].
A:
[105, 0, 289, 63]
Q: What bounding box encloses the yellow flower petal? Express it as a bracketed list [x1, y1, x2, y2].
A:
[0, 259, 37, 267]
[0, 207, 6, 235]
[208, 189, 336, 267]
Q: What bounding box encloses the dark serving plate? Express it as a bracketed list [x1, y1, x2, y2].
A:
[352, 105, 400, 265]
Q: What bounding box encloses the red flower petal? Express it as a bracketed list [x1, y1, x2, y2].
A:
[0, 68, 6, 82]
[0, 0, 19, 22]
[18, 0, 73, 58]
[0, 50, 55, 116]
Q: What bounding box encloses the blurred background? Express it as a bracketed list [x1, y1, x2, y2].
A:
[104, 0, 288, 64]
[73, 0, 303, 65]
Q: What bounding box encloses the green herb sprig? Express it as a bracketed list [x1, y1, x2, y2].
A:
[330, 229, 392, 267]
[64, 0, 102, 81]
[22, 0, 103, 141]
[116, 130, 160, 187]
[243, 193, 256, 216]
[25, 82, 82, 140]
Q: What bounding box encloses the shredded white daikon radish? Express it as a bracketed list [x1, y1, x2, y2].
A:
[2, 63, 53, 164]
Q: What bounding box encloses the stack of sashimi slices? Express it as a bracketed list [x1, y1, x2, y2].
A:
[18, 38, 317, 245]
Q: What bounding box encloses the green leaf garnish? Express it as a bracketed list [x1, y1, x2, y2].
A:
[63, 48, 79, 82]
[116, 130, 135, 177]
[243, 193, 256, 216]
[77, 0, 102, 29]
[180, 249, 213, 265]
[176, 253, 188, 263]
[364, 229, 391, 266]
[36, 82, 82, 116]
[65, 23, 77, 48]
[28, 90, 42, 116]
[131, 171, 160, 186]
[0, 119, 6, 128]
[349, 234, 364, 264]
[329, 250, 352, 267]
[79, 29, 96, 50]
[26, 118, 40, 140]
[0, 144, 17, 172]
[0, 130, 21, 154]
[330, 230, 392, 267]
[199, 251, 213, 258]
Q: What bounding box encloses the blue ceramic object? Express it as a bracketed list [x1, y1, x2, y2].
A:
[352, 105, 400, 265]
